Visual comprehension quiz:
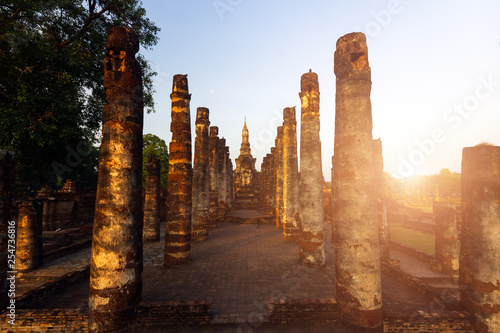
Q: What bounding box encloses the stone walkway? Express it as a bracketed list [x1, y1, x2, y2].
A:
[17, 210, 434, 324]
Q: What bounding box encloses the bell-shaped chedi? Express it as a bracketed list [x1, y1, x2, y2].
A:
[233, 118, 260, 209]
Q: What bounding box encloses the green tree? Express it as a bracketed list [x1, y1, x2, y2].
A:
[142, 133, 168, 189]
[0, 0, 160, 194]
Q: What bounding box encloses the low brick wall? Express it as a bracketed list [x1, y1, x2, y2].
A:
[268, 298, 339, 324]
[131, 301, 212, 329]
[3, 301, 211, 332]
[0, 309, 88, 332]
[384, 312, 473, 332]
[390, 240, 434, 264]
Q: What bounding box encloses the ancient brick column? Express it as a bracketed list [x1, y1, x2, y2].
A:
[333, 33, 382, 331]
[269, 148, 276, 216]
[217, 139, 228, 219]
[298, 70, 325, 265]
[260, 156, 268, 209]
[164, 74, 192, 267]
[15, 201, 43, 272]
[226, 149, 234, 210]
[282, 107, 300, 242]
[192, 107, 210, 242]
[373, 139, 389, 261]
[275, 126, 284, 229]
[208, 126, 219, 228]
[434, 201, 459, 276]
[143, 153, 161, 242]
[331, 155, 335, 243]
[89, 26, 143, 332]
[460, 145, 500, 332]
[0, 150, 15, 309]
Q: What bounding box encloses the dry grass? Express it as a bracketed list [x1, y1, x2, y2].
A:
[389, 223, 435, 255]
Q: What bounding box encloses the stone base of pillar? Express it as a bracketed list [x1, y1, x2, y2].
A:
[339, 304, 384, 333]
[299, 230, 325, 265]
[192, 210, 209, 242]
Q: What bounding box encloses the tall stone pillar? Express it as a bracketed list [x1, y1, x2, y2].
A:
[298, 70, 325, 265]
[260, 157, 268, 209]
[0, 150, 15, 309]
[266, 153, 274, 214]
[282, 107, 300, 242]
[331, 155, 335, 242]
[15, 201, 43, 272]
[275, 126, 284, 229]
[89, 26, 143, 332]
[226, 151, 233, 210]
[269, 148, 276, 217]
[226, 150, 234, 210]
[192, 107, 210, 242]
[164, 74, 192, 267]
[373, 139, 389, 261]
[208, 126, 219, 228]
[143, 153, 161, 242]
[333, 33, 382, 331]
[217, 138, 227, 220]
[460, 145, 500, 332]
[434, 201, 459, 276]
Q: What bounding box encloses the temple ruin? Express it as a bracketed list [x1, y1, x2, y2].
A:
[298, 70, 325, 265]
[460, 145, 500, 332]
[164, 74, 192, 267]
[333, 32, 382, 331]
[143, 153, 161, 242]
[2, 23, 496, 333]
[191, 107, 210, 242]
[282, 107, 300, 242]
[233, 119, 259, 209]
[88, 26, 144, 332]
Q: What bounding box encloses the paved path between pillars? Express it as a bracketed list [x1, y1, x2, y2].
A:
[20, 210, 432, 322]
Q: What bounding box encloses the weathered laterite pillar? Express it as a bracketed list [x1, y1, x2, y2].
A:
[89, 26, 143, 332]
[282, 107, 300, 242]
[227, 153, 234, 210]
[373, 139, 389, 261]
[217, 138, 227, 220]
[192, 107, 210, 242]
[269, 148, 276, 217]
[143, 153, 161, 242]
[164, 74, 192, 267]
[0, 150, 15, 309]
[208, 126, 219, 228]
[460, 145, 500, 332]
[275, 126, 284, 229]
[15, 201, 43, 272]
[299, 69, 325, 265]
[333, 33, 382, 331]
[434, 201, 459, 276]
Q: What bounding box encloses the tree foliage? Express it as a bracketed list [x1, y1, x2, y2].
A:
[142, 133, 168, 189]
[0, 0, 160, 193]
[385, 169, 461, 201]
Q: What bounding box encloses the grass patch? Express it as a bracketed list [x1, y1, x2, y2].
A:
[389, 223, 435, 255]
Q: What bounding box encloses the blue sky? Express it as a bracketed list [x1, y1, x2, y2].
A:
[140, 0, 500, 180]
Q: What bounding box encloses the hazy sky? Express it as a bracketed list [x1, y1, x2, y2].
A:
[140, 0, 500, 180]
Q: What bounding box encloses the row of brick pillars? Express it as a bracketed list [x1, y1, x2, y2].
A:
[5, 27, 500, 333]
[86, 27, 236, 331]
